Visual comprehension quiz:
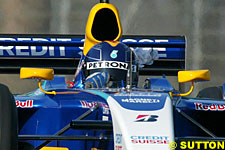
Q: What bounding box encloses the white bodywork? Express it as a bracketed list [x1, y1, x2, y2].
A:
[107, 93, 174, 150]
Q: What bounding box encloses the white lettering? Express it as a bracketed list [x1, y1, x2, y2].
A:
[122, 39, 137, 42]
[87, 61, 129, 70]
[32, 38, 48, 56]
[16, 46, 29, 56]
[57, 39, 71, 56]
[49, 38, 56, 56]
[0, 38, 16, 56]
[139, 39, 154, 43]
[155, 39, 169, 43]
[31, 46, 47, 56]
[121, 98, 160, 103]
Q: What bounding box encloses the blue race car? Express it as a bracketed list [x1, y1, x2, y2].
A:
[1, 0, 224, 150]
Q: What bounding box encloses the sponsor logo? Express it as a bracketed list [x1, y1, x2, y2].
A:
[115, 93, 162, 97]
[87, 61, 128, 70]
[195, 103, 225, 111]
[116, 134, 122, 144]
[80, 101, 109, 109]
[0, 38, 72, 57]
[121, 39, 169, 43]
[16, 100, 33, 108]
[135, 115, 158, 122]
[131, 136, 169, 144]
[121, 98, 160, 103]
[115, 134, 122, 150]
[0, 38, 169, 58]
[115, 145, 122, 150]
[122, 39, 168, 58]
[110, 50, 118, 59]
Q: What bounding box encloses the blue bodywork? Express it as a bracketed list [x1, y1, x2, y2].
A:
[1, 1, 222, 149]
[16, 76, 113, 149]
[15, 74, 225, 149]
[9, 34, 224, 149]
[16, 76, 173, 149]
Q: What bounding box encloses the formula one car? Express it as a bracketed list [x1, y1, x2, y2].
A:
[0, 0, 224, 150]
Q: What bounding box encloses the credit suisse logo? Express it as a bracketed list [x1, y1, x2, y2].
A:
[135, 115, 158, 122]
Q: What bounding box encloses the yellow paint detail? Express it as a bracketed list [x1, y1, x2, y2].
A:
[83, 3, 122, 56]
[38, 79, 56, 95]
[20, 67, 54, 80]
[173, 81, 194, 97]
[178, 70, 210, 83]
[40, 147, 69, 150]
[91, 148, 102, 150]
[105, 40, 120, 47]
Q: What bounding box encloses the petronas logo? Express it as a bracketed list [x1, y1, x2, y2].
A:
[110, 50, 118, 59]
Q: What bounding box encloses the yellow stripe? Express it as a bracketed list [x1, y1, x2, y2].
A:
[40, 147, 69, 150]
[105, 40, 120, 47]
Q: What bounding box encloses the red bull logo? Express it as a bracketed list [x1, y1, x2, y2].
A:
[16, 100, 33, 108]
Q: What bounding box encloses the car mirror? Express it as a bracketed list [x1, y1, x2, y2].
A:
[172, 70, 210, 97]
[20, 67, 54, 80]
[178, 70, 210, 83]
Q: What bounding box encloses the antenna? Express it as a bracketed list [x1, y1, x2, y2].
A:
[126, 50, 133, 91]
[100, 0, 109, 3]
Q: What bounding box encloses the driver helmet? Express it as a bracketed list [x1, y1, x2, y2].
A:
[83, 41, 138, 88]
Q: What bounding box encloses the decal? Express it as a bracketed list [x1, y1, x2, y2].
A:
[130, 136, 169, 144]
[102, 116, 109, 121]
[114, 93, 162, 97]
[110, 50, 118, 58]
[111, 94, 167, 111]
[116, 134, 122, 144]
[195, 103, 225, 111]
[115, 134, 122, 150]
[115, 146, 122, 150]
[0, 37, 184, 59]
[135, 115, 158, 122]
[121, 98, 160, 103]
[121, 39, 169, 43]
[81, 101, 109, 114]
[80, 101, 109, 109]
[86, 61, 128, 70]
[16, 100, 33, 108]
[0, 38, 73, 57]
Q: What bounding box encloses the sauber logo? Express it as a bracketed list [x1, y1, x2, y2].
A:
[16, 100, 33, 108]
[135, 115, 158, 122]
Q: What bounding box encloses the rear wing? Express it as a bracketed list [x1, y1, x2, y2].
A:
[0, 34, 185, 76]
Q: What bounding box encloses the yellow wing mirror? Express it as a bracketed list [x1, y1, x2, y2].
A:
[40, 147, 69, 150]
[20, 68, 54, 80]
[20, 68, 56, 95]
[173, 70, 210, 96]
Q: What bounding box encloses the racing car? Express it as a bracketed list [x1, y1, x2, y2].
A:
[0, 0, 224, 150]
